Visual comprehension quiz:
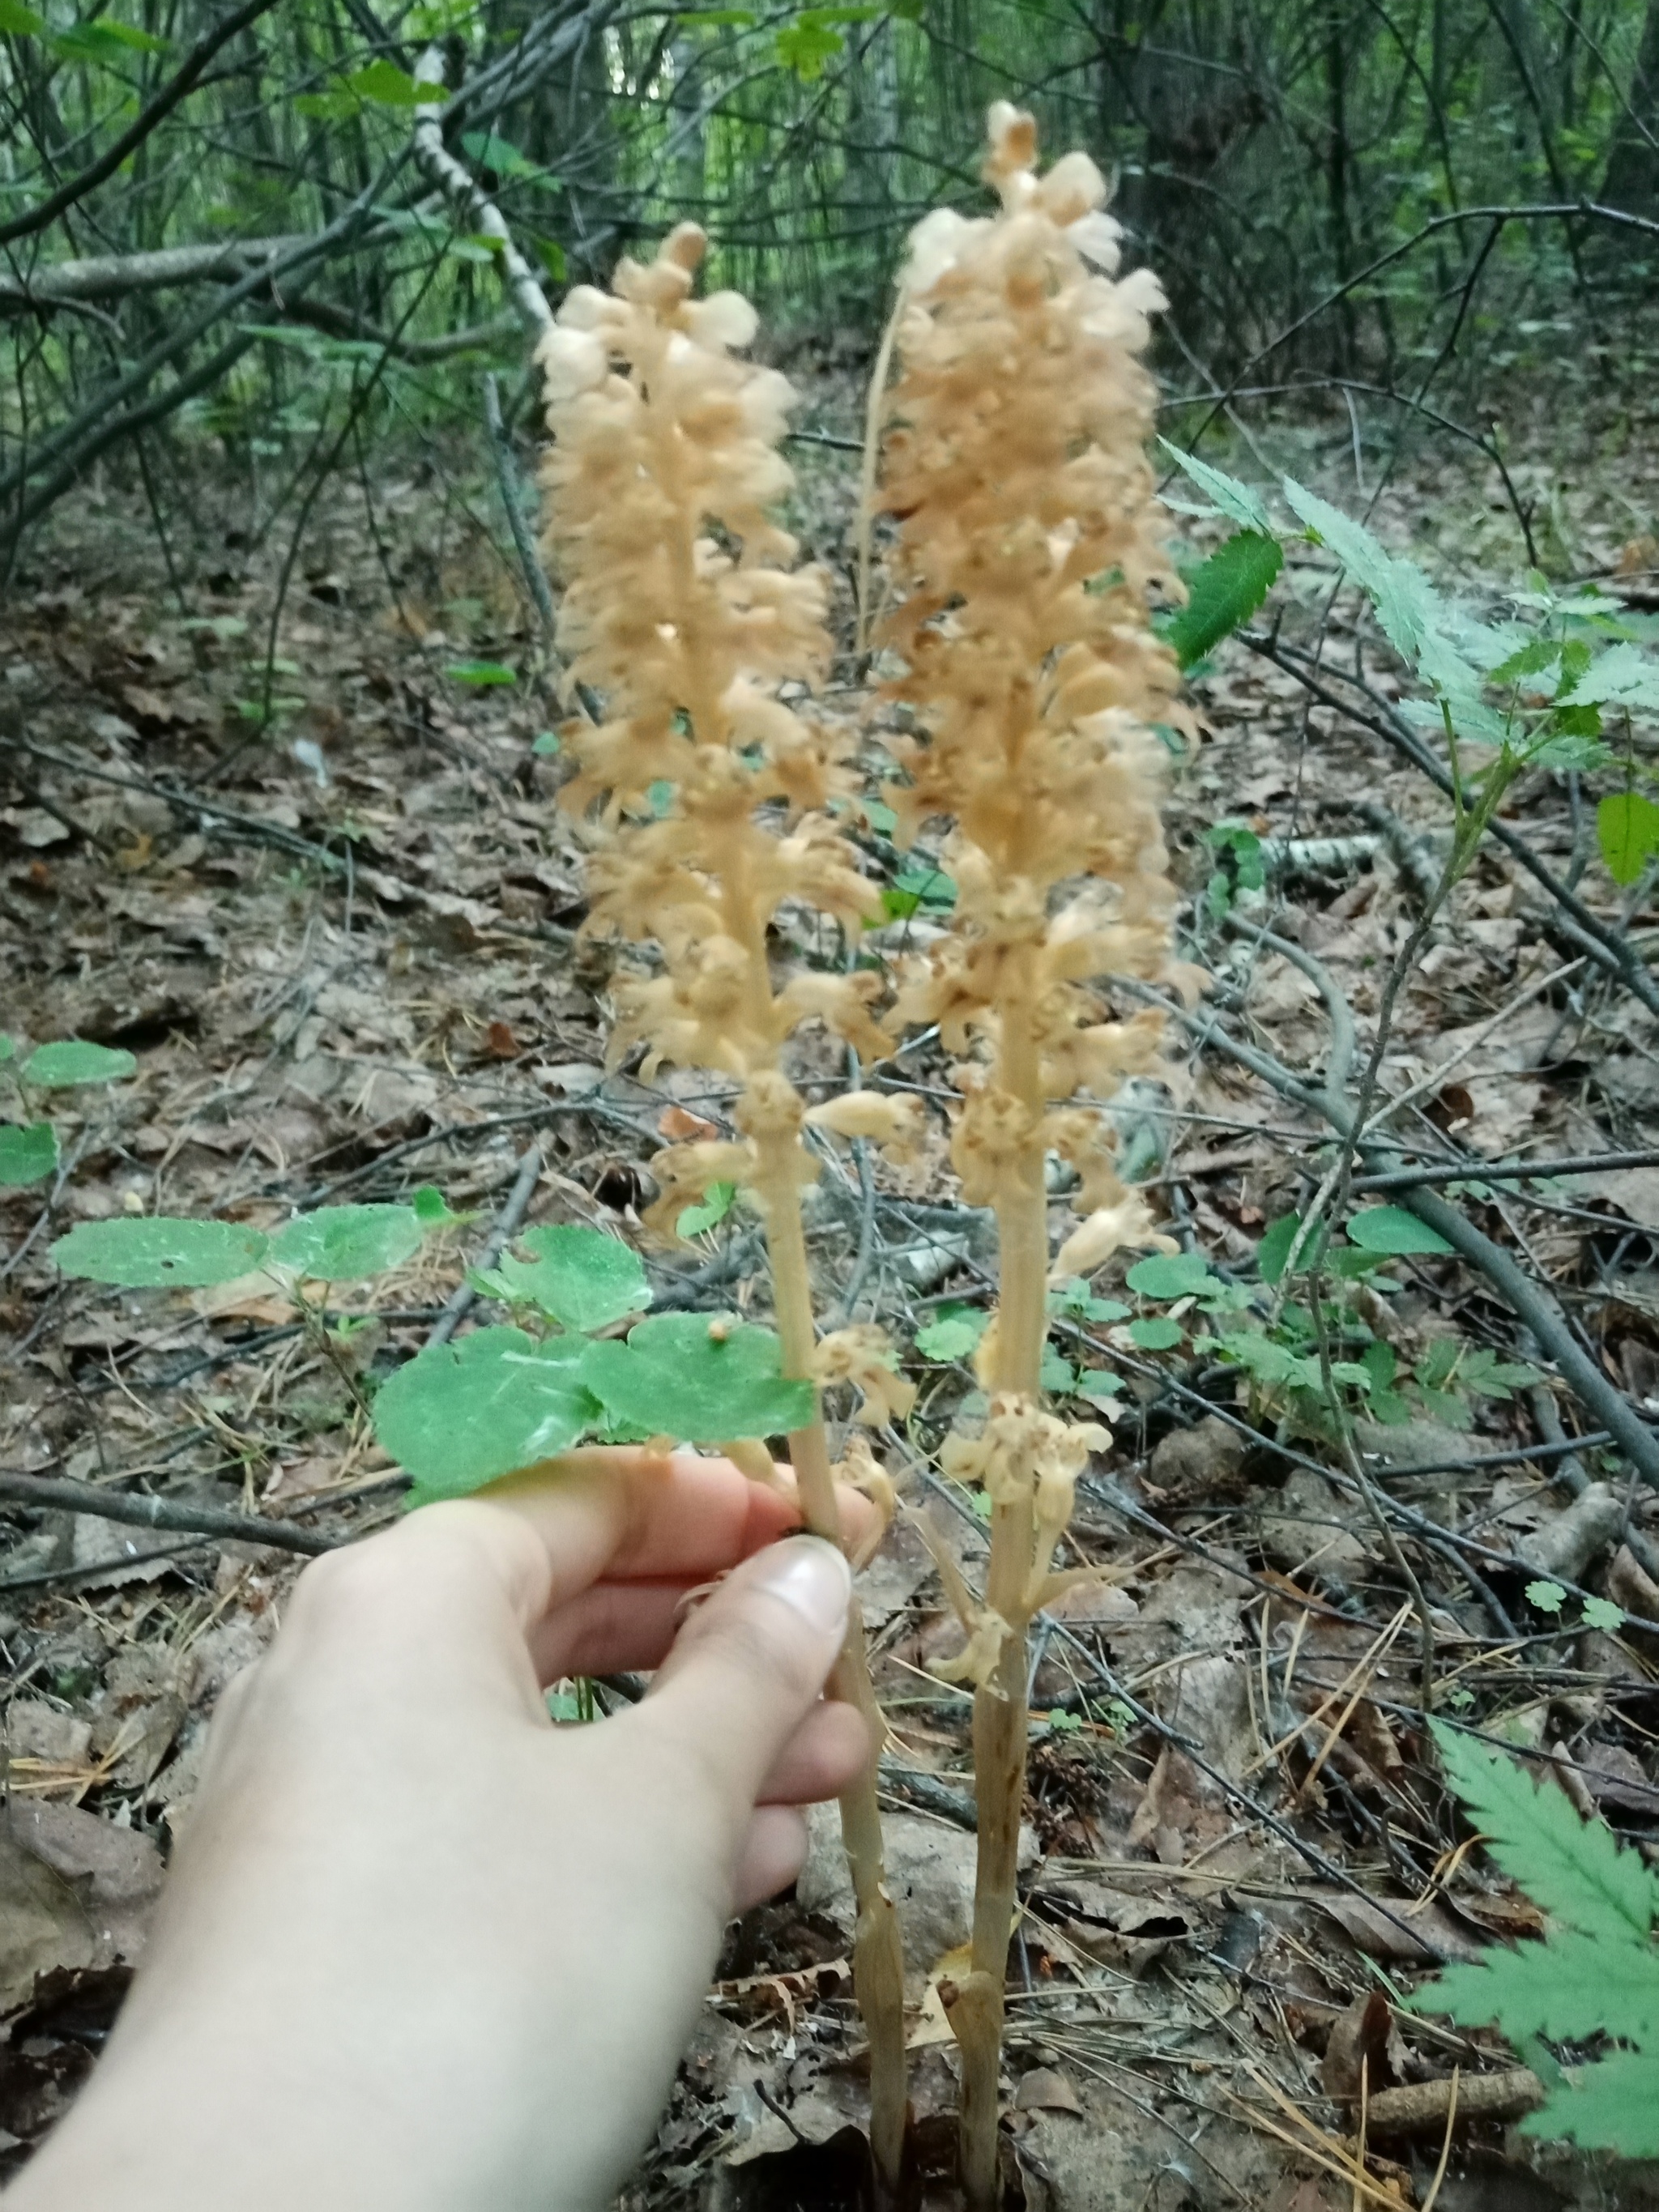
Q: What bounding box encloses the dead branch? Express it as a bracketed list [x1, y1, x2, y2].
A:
[0, 1469, 335, 1558]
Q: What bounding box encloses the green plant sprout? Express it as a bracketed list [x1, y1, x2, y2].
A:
[0, 1034, 136, 1187]
[1416, 1723, 1659, 2156]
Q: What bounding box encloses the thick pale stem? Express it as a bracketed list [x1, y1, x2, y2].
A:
[754, 1130, 909, 2193]
[955, 990, 1049, 2212]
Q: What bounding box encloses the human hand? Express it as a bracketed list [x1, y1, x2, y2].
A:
[6, 1450, 875, 2212]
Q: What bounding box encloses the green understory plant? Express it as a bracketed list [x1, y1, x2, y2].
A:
[50, 1205, 812, 1509]
[1417, 1722, 1659, 2155]
[1, 1036, 136, 1188]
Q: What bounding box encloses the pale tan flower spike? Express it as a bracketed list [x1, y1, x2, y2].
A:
[537, 226, 910, 2193]
[875, 105, 1188, 2211]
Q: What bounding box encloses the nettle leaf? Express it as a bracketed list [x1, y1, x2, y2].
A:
[0, 1123, 57, 1187]
[472, 1225, 649, 1332]
[52, 1217, 270, 1288]
[1282, 476, 1454, 682]
[1160, 531, 1283, 670]
[267, 1204, 424, 1281]
[1039, 1351, 1077, 1394]
[915, 1303, 988, 1362]
[579, 1313, 813, 1442]
[1429, 1720, 1659, 1940]
[1566, 639, 1659, 713]
[22, 1041, 136, 1088]
[1346, 1205, 1454, 1256]
[1126, 1250, 1215, 1300]
[1598, 791, 1659, 886]
[1158, 441, 1274, 535]
[374, 1328, 599, 1502]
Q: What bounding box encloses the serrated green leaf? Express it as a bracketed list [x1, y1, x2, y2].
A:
[52, 1217, 269, 1288]
[22, 1041, 136, 1088]
[1526, 1579, 1567, 1614]
[1584, 1596, 1626, 1633]
[1128, 1315, 1183, 1350]
[1160, 531, 1282, 669]
[1598, 791, 1659, 886]
[471, 1225, 649, 1332]
[1282, 477, 1460, 687]
[677, 1182, 736, 1238]
[1566, 640, 1659, 713]
[376, 1328, 599, 1499]
[1346, 1205, 1454, 1255]
[0, 1123, 57, 1187]
[579, 1314, 813, 1442]
[1158, 442, 1274, 535]
[1423, 1928, 1659, 2046]
[1126, 1250, 1215, 1299]
[1524, 2050, 1659, 2156]
[411, 1185, 460, 1227]
[1431, 1721, 1659, 1940]
[267, 1204, 424, 1281]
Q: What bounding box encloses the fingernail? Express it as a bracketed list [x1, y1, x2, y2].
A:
[753, 1536, 852, 1636]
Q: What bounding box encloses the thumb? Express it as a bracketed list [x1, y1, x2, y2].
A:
[639, 1535, 853, 1809]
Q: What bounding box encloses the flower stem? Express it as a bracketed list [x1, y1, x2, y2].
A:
[753, 1130, 908, 2194]
[954, 1002, 1048, 2212]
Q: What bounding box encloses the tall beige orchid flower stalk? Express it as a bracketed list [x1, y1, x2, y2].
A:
[537, 225, 914, 2191]
[876, 108, 1193, 2210]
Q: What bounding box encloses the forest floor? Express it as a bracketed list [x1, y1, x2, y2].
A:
[6, 370, 1659, 2211]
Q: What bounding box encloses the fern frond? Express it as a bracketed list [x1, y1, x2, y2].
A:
[1431, 1721, 1659, 1941]
[1424, 1929, 1659, 2045]
[1525, 2051, 1659, 2158]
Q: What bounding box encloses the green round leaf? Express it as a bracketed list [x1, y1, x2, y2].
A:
[375, 1328, 599, 1500]
[1127, 1315, 1183, 1351]
[1256, 1213, 1307, 1285]
[1346, 1206, 1455, 1256]
[473, 1224, 650, 1332]
[1126, 1250, 1215, 1300]
[1525, 1579, 1567, 1616]
[267, 1204, 424, 1281]
[915, 1309, 987, 1362]
[1583, 1596, 1626, 1634]
[0, 1123, 58, 1187]
[579, 1313, 813, 1443]
[52, 1217, 270, 1287]
[23, 1041, 137, 1089]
